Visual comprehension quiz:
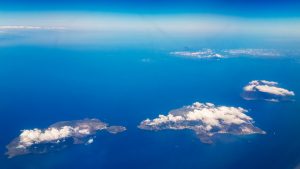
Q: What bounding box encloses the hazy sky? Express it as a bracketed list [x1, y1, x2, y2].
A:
[1, 0, 300, 47]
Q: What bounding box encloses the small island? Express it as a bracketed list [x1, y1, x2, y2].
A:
[242, 80, 295, 102]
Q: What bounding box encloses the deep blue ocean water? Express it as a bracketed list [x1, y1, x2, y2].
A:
[0, 45, 299, 169]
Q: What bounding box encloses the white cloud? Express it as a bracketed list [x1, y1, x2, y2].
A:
[255, 85, 294, 96]
[139, 102, 265, 143]
[243, 80, 295, 101]
[19, 126, 73, 147]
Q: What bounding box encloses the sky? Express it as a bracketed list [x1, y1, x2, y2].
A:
[1, 0, 300, 48]
[0, 0, 300, 17]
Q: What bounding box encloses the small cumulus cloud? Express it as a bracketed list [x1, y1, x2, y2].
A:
[242, 80, 295, 102]
[6, 118, 126, 158]
[138, 102, 265, 143]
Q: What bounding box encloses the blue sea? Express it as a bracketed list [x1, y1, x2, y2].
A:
[0, 43, 300, 169]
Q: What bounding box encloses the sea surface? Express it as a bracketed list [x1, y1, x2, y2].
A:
[0, 44, 299, 169]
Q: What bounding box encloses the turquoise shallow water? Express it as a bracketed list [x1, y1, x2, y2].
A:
[0, 45, 299, 169]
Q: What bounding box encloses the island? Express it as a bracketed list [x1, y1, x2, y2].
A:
[6, 118, 126, 158]
[139, 102, 265, 143]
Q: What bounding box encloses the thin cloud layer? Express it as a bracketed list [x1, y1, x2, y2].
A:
[139, 102, 265, 143]
[170, 48, 289, 59]
[0, 25, 65, 30]
[242, 80, 295, 102]
[0, 26, 42, 30]
[224, 49, 281, 57]
[6, 118, 126, 158]
[0, 25, 66, 34]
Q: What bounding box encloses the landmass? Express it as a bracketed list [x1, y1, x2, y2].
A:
[138, 102, 265, 143]
[6, 118, 126, 158]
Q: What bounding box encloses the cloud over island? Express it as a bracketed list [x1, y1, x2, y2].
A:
[170, 49, 224, 59]
[139, 102, 265, 143]
[242, 80, 295, 102]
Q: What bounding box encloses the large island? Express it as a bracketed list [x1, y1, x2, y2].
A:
[6, 118, 126, 158]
